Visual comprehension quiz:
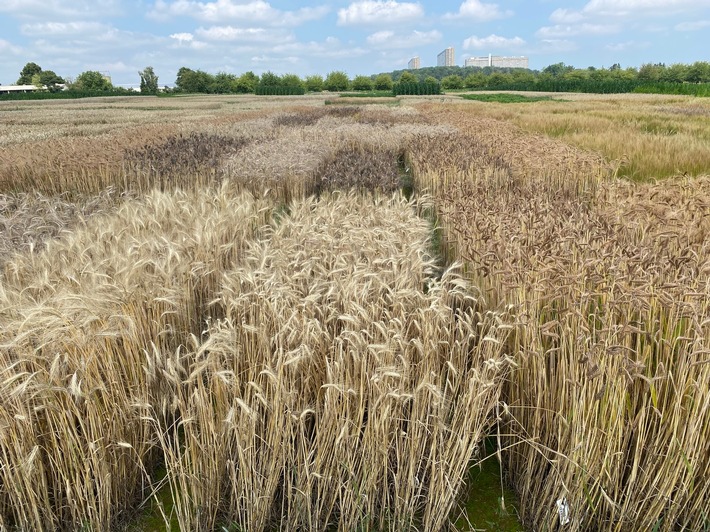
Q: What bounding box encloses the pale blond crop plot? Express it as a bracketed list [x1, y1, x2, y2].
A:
[1, 94, 708, 531]
[151, 193, 513, 531]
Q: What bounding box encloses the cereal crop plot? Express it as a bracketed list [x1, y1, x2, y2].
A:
[314, 145, 403, 195]
[151, 193, 513, 531]
[1, 94, 707, 532]
[123, 132, 251, 190]
[455, 92, 710, 179]
[409, 101, 710, 531]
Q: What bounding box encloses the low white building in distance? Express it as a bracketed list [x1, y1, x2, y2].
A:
[465, 55, 529, 69]
[408, 56, 421, 69]
[0, 84, 42, 94]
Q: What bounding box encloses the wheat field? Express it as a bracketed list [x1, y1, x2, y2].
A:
[1, 93, 708, 531]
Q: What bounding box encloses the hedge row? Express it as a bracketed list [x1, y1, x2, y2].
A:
[470, 79, 710, 96]
[0, 89, 143, 101]
[393, 82, 441, 96]
[255, 85, 306, 96]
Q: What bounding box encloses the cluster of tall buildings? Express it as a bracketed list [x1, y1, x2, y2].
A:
[408, 48, 529, 70]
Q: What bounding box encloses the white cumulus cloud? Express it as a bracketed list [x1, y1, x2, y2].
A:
[269, 39, 370, 60]
[605, 40, 651, 51]
[195, 26, 293, 43]
[20, 21, 110, 36]
[548, 0, 710, 23]
[463, 34, 525, 50]
[675, 19, 710, 30]
[583, 0, 710, 17]
[169, 32, 208, 49]
[0, 38, 23, 56]
[444, 0, 512, 21]
[150, 0, 328, 26]
[366, 29, 441, 48]
[0, 0, 122, 19]
[536, 39, 578, 53]
[549, 8, 585, 24]
[170, 32, 194, 42]
[337, 1, 424, 25]
[536, 23, 620, 38]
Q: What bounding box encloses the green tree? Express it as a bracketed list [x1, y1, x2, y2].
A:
[486, 72, 511, 87]
[464, 72, 486, 88]
[543, 62, 574, 77]
[175, 67, 212, 92]
[324, 71, 350, 91]
[589, 68, 612, 82]
[423, 76, 438, 85]
[686, 61, 710, 83]
[609, 66, 637, 80]
[37, 70, 64, 91]
[373, 73, 393, 90]
[17, 62, 42, 84]
[281, 73, 305, 89]
[210, 72, 236, 93]
[563, 69, 590, 81]
[398, 71, 418, 84]
[638, 63, 664, 81]
[139, 66, 159, 94]
[511, 70, 535, 84]
[235, 71, 259, 93]
[259, 71, 281, 86]
[660, 63, 688, 83]
[441, 74, 464, 90]
[175, 67, 192, 90]
[351, 75, 374, 91]
[74, 70, 112, 91]
[305, 74, 324, 92]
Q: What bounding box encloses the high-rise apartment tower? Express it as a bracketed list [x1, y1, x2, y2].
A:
[437, 47, 455, 67]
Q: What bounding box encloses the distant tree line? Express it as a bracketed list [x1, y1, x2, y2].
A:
[3, 62, 160, 100]
[171, 68, 378, 94]
[387, 61, 710, 95]
[7, 60, 710, 100]
[170, 68, 441, 95]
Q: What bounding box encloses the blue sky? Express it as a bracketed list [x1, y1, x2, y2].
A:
[1, 0, 709, 87]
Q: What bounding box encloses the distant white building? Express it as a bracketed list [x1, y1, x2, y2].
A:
[465, 55, 529, 69]
[0, 84, 42, 94]
[437, 47, 455, 67]
[408, 56, 421, 70]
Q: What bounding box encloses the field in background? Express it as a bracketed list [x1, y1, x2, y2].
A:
[1, 93, 708, 531]
[456, 91, 710, 180]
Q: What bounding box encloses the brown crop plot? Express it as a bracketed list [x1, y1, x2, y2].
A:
[0, 93, 708, 531]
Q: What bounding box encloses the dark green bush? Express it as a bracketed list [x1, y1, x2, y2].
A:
[0, 89, 143, 101]
[392, 82, 441, 96]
